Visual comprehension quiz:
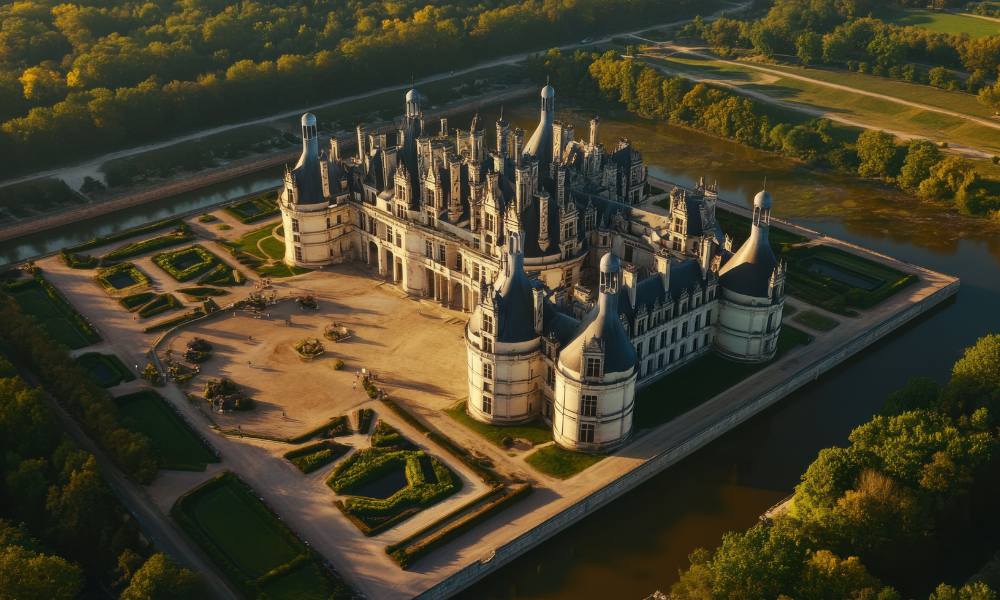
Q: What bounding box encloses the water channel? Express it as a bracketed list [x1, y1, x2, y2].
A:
[2, 96, 998, 599]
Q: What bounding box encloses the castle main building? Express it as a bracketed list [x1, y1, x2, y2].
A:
[278, 84, 787, 452]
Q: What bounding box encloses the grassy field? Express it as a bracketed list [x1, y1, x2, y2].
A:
[3, 276, 100, 349]
[76, 353, 135, 388]
[793, 309, 840, 332]
[636, 325, 812, 428]
[886, 8, 1000, 38]
[641, 51, 1000, 155]
[172, 472, 352, 599]
[445, 402, 552, 448]
[116, 390, 217, 471]
[525, 444, 606, 479]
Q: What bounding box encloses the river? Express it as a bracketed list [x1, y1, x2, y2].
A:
[2, 97, 998, 599]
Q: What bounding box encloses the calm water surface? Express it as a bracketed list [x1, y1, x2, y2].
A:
[2, 98, 999, 599]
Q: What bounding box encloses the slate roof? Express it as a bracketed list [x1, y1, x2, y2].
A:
[718, 226, 776, 298]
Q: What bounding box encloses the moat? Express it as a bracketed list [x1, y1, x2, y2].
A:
[1, 97, 997, 598]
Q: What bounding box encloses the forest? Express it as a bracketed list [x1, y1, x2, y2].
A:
[669, 334, 1000, 599]
[0, 0, 706, 178]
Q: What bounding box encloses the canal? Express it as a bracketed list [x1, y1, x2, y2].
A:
[1, 96, 998, 599]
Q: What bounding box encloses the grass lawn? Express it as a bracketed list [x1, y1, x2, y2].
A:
[886, 8, 1000, 38]
[642, 51, 1000, 155]
[445, 402, 552, 448]
[76, 353, 135, 388]
[793, 309, 840, 332]
[3, 277, 100, 349]
[229, 224, 311, 278]
[116, 390, 217, 471]
[525, 444, 606, 479]
[636, 325, 812, 428]
[172, 472, 353, 599]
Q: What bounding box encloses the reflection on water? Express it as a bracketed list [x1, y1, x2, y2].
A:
[0, 172, 281, 266]
[2, 97, 999, 598]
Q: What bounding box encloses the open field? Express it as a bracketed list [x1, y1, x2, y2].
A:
[172, 472, 353, 599]
[641, 50, 1000, 156]
[886, 8, 1000, 37]
[116, 390, 218, 471]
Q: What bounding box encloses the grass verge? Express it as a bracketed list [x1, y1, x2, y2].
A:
[445, 402, 552, 448]
[525, 444, 606, 479]
[116, 389, 217, 470]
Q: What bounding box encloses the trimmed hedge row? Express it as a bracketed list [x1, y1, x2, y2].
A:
[119, 291, 157, 311]
[178, 286, 229, 299]
[225, 194, 279, 224]
[143, 308, 205, 333]
[327, 448, 414, 494]
[355, 408, 374, 434]
[65, 217, 183, 253]
[370, 419, 412, 449]
[153, 245, 219, 282]
[137, 293, 181, 318]
[95, 262, 150, 294]
[59, 249, 98, 269]
[101, 225, 193, 261]
[386, 483, 532, 568]
[197, 263, 244, 286]
[283, 440, 350, 474]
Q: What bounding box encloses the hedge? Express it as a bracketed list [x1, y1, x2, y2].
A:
[386, 483, 532, 568]
[95, 262, 150, 294]
[225, 193, 279, 224]
[197, 263, 244, 287]
[100, 225, 193, 261]
[143, 308, 205, 333]
[137, 293, 181, 318]
[283, 441, 350, 474]
[119, 291, 157, 312]
[4, 274, 102, 346]
[355, 408, 374, 434]
[153, 245, 220, 282]
[65, 217, 183, 253]
[59, 249, 97, 269]
[178, 286, 229, 299]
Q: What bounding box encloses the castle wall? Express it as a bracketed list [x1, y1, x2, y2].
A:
[551, 368, 635, 451]
[715, 290, 784, 362]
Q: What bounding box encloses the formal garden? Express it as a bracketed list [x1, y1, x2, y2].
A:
[327, 420, 461, 536]
[75, 352, 135, 388]
[116, 389, 218, 471]
[154, 245, 229, 282]
[225, 191, 280, 224]
[95, 262, 151, 295]
[99, 223, 194, 262]
[1, 272, 101, 349]
[172, 472, 354, 599]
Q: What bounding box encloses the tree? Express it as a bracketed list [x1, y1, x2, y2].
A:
[856, 130, 899, 179]
[121, 553, 202, 600]
[918, 156, 975, 200]
[18, 65, 66, 103]
[794, 550, 886, 600]
[796, 31, 823, 66]
[953, 334, 1000, 388]
[929, 582, 998, 600]
[0, 545, 83, 600]
[881, 377, 941, 415]
[898, 140, 943, 192]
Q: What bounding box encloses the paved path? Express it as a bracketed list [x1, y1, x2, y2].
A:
[636, 42, 997, 159]
[0, 4, 747, 191]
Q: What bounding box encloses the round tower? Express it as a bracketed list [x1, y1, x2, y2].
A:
[715, 189, 786, 362]
[552, 252, 638, 452]
[465, 233, 544, 424]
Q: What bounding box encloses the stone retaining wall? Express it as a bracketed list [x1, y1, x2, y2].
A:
[415, 277, 959, 599]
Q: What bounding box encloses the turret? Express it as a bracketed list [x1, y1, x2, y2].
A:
[589, 116, 600, 147]
[356, 125, 367, 162]
[301, 113, 319, 162]
[405, 88, 420, 119]
[522, 83, 555, 168]
[496, 109, 509, 157]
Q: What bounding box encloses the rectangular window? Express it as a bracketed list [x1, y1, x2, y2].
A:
[767, 313, 774, 332]
[658, 353, 664, 368]
[473, 264, 480, 281]
[646, 359, 653, 375]
[649, 336, 657, 353]
[706, 310, 712, 326]
[482, 337, 493, 353]
[483, 362, 493, 380]
[581, 395, 597, 417]
[682, 322, 688, 337]
[636, 341, 643, 360]
[660, 331, 667, 347]
[336, 214, 342, 225]
[438, 245, 446, 264]
[693, 338, 699, 352]
[294, 247, 302, 261]
[394, 233, 401, 247]
[482, 395, 493, 415]
[669, 349, 675, 364]
[695, 315, 701, 331]
[483, 381, 492, 393]
[585, 357, 601, 378]
[482, 314, 493, 334]
[292, 218, 300, 233]
[326, 217, 331, 228]
[546, 366, 555, 387]
[671, 327, 677, 343]
[425, 240, 433, 258]
[385, 225, 393, 243]
[579, 422, 595, 443]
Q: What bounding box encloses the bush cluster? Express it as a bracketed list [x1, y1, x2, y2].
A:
[100, 225, 193, 262]
[153, 245, 219, 282]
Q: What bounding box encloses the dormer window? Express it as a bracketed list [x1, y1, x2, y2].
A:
[585, 357, 602, 378]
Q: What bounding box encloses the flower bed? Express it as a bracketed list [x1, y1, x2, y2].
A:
[96, 262, 150, 294]
[283, 441, 350, 474]
[153, 245, 222, 282]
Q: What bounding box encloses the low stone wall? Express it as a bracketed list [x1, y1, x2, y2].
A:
[415, 277, 959, 599]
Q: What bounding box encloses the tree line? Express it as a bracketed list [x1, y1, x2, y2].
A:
[669, 333, 1000, 599]
[535, 49, 1000, 216]
[681, 0, 1000, 104]
[0, 348, 202, 598]
[0, 0, 707, 179]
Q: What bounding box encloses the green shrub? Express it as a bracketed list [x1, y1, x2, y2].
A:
[196, 263, 244, 286]
[177, 286, 229, 299]
[101, 226, 193, 261]
[64, 218, 183, 254]
[283, 441, 350, 474]
[225, 193, 279, 224]
[355, 408, 374, 434]
[119, 291, 157, 312]
[138, 294, 181, 318]
[60, 249, 97, 269]
[153, 245, 220, 282]
[95, 262, 150, 294]
[370, 419, 412, 449]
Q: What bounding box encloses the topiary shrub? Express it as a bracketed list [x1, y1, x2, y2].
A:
[293, 338, 325, 360]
